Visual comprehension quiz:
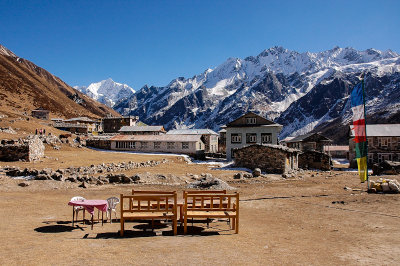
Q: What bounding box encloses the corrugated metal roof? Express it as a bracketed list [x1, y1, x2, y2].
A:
[119, 126, 164, 132]
[166, 129, 218, 135]
[324, 146, 349, 152]
[110, 134, 202, 142]
[64, 117, 96, 123]
[350, 124, 400, 137]
[285, 132, 331, 143]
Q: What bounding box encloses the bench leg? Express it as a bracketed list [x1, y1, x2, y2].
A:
[232, 217, 236, 230]
[184, 216, 187, 235]
[173, 218, 177, 236]
[120, 219, 124, 236]
[235, 217, 239, 234]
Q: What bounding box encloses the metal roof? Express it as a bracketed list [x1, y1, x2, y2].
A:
[119, 126, 165, 132]
[285, 132, 331, 143]
[166, 129, 218, 135]
[350, 124, 400, 137]
[111, 134, 202, 142]
[64, 117, 96, 123]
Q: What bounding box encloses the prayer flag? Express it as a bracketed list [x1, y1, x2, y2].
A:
[351, 82, 368, 183]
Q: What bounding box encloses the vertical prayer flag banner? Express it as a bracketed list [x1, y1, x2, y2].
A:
[351, 82, 368, 183]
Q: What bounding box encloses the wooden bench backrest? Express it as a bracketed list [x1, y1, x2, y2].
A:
[132, 189, 176, 195]
[120, 193, 177, 214]
[183, 192, 239, 212]
[183, 190, 226, 197]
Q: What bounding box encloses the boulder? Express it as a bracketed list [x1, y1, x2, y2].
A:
[252, 168, 262, 177]
[233, 173, 243, 179]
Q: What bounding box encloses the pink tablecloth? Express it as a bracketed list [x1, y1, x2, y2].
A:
[68, 200, 108, 215]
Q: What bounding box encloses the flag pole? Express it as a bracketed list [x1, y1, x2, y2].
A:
[361, 73, 369, 190]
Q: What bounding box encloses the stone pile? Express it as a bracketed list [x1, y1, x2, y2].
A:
[0, 136, 44, 162]
[187, 174, 235, 190]
[0, 127, 17, 134]
[3, 159, 168, 185]
[369, 178, 400, 193]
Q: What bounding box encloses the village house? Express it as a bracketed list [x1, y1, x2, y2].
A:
[31, 108, 49, 120]
[119, 125, 166, 135]
[284, 132, 332, 152]
[166, 129, 219, 153]
[102, 115, 139, 133]
[110, 134, 205, 158]
[54, 117, 99, 134]
[223, 112, 282, 160]
[349, 124, 400, 168]
[234, 144, 299, 174]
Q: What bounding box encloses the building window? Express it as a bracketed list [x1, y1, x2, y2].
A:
[246, 117, 257, 124]
[246, 133, 257, 143]
[182, 142, 189, 149]
[261, 133, 272, 144]
[141, 142, 148, 149]
[167, 142, 175, 149]
[154, 142, 161, 149]
[129, 141, 135, 149]
[380, 138, 388, 147]
[231, 149, 236, 159]
[368, 153, 374, 164]
[231, 133, 242, 143]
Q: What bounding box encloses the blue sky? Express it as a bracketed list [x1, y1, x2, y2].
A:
[1, 0, 399, 90]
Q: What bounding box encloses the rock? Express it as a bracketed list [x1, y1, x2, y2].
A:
[66, 176, 77, 182]
[35, 174, 50, 180]
[130, 174, 141, 182]
[243, 173, 252, 178]
[18, 182, 29, 187]
[108, 174, 121, 183]
[78, 182, 87, 188]
[121, 175, 132, 184]
[252, 168, 262, 177]
[233, 173, 243, 179]
[381, 182, 390, 192]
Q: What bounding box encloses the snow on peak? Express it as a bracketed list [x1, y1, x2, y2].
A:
[74, 79, 135, 107]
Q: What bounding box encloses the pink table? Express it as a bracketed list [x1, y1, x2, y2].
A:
[68, 200, 108, 229]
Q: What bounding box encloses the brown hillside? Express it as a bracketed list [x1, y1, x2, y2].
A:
[0, 44, 119, 119]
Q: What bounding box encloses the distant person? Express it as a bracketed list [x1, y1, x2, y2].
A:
[35, 129, 38, 135]
[43, 129, 46, 134]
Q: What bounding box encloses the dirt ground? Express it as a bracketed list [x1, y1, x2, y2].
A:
[1, 147, 400, 265]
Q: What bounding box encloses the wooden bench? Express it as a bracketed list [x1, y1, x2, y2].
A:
[119, 192, 178, 236]
[183, 192, 239, 234]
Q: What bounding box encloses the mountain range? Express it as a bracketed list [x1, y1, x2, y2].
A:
[100, 46, 399, 144]
[74, 78, 135, 108]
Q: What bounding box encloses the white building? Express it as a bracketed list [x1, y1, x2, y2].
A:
[223, 112, 282, 160]
[166, 129, 219, 153]
[110, 134, 205, 158]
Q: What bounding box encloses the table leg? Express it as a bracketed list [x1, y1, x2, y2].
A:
[72, 207, 75, 226]
[102, 211, 104, 226]
[91, 214, 94, 230]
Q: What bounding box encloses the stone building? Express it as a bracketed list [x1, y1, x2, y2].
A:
[284, 132, 332, 152]
[119, 126, 166, 135]
[234, 144, 299, 174]
[218, 129, 226, 153]
[349, 124, 400, 168]
[298, 150, 331, 171]
[31, 108, 49, 120]
[102, 116, 139, 133]
[324, 145, 349, 159]
[0, 136, 44, 162]
[223, 112, 282, 160]
[166, 129, 219, 153]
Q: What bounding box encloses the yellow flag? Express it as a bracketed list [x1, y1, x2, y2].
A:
[356, 156, 368, 183]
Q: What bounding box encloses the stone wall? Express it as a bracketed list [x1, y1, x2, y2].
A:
[234, 144, 296, 174]
[298, 150, 331, 171]
[0, 136, 44, 162]
[86, 138, 112, 150]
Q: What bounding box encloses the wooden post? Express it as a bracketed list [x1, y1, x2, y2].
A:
[120, 194, 124, 236]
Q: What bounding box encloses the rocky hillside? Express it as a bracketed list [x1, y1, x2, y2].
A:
[111, 46, 399, 143]
[0, 44, 119, 119]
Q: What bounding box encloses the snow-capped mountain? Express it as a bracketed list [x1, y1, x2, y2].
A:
[113, 46, 399, 143]
[74, 78, 135, 107]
